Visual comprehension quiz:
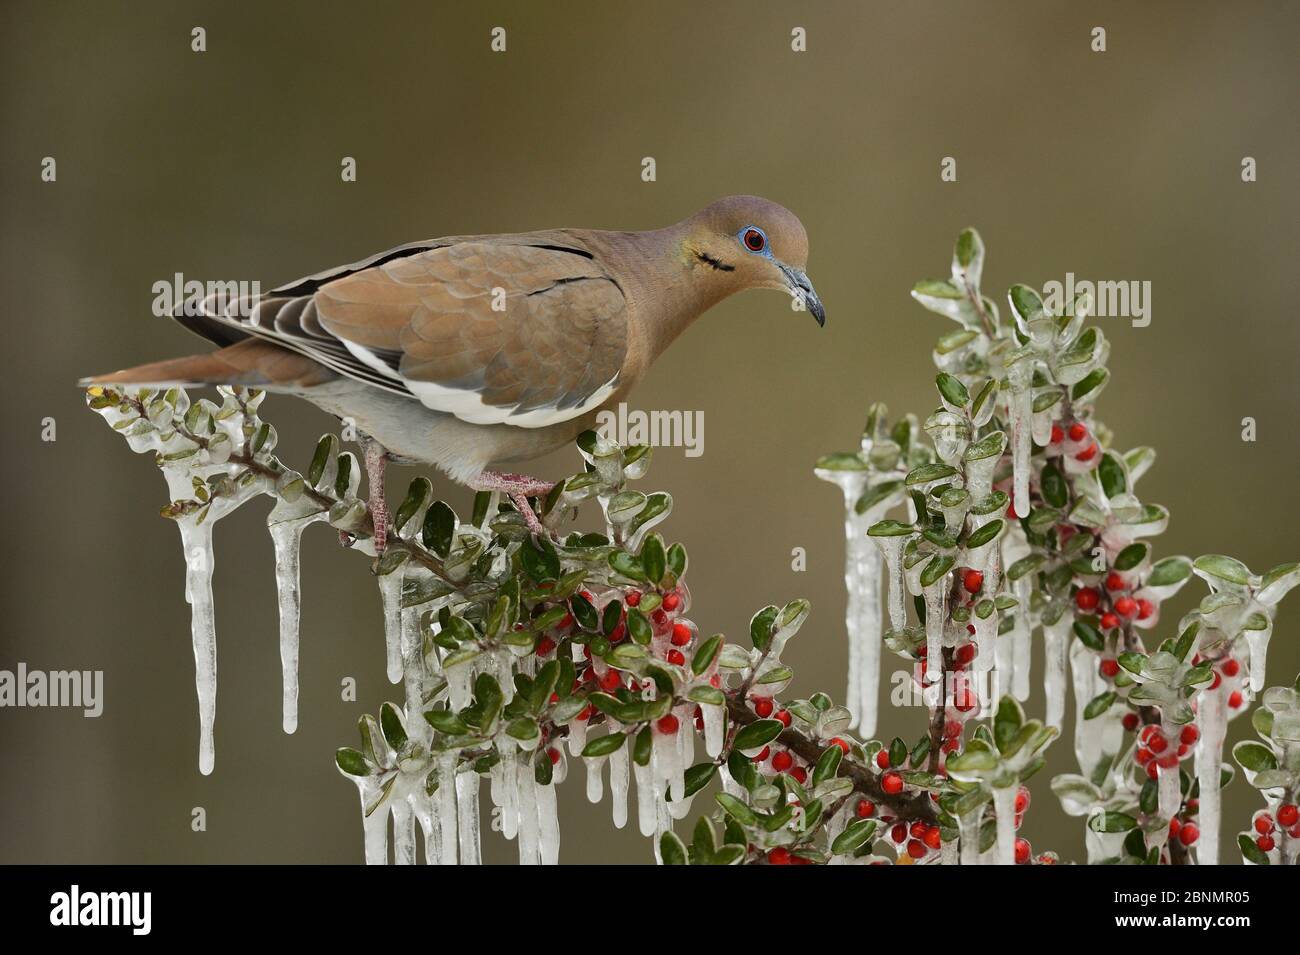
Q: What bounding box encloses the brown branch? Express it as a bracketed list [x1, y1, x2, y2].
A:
[726, 697, 939, 826]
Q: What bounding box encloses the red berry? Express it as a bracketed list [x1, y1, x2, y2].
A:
[1099, 658, 1121, 678]
[1014, 838, 1031, 864]
[753, 697, 774, 718]
[1075, 442, 1099, 462]
[656, 714, 679, 734]
[662, 592, 680, 611]
[599, 669, 621, 691]
[1221, 658, 1240, 677]
[1122, 713, 1139, 731]
[547, 747, 560, 765]
[651, 609, 668, 629]
[624, 591, 641, 607]
[1180, 725, 1200, 746]
[1277, 804, 1299, 827]
[856, 799, 876, 819]
[1051, 424, 1065, 444]
[577, 704, 594, 721]
[1229, 691, 1243, 709]
[1178, 823, 1199, 846]
[767, 846, 791, 865]
[1169, 817, 1182, 838]
[1067, 422, 1088, 442]
[1256, 835, 1275, 853]
[1255, 814, 1274, 835]
[882, 771, 904, 794]
[666, 649, 685, 666]
[1105, 571, 1125, 591]
[1100, 612, 1121, 630]
[890, 823, 907, 843]
[752, 746, 770, 762]
[1135, 748, 1153, 765]
[954, 644, 976, 666]
[963, 570, 984, 594]
[1210, 672, 1222, 690]
[1148, 733, 1168, 754]
[906, 839, 927, 859]
[1114, 596, 1137, 617]
[790, 766, 807, 784]
[876, 749, 891, 770]
[609, 622, 626, 642]
[1014, 787, 1030, 814]
[771, 750, 794, 772]
[1146, 761, 1159, 780]
[775, 709, 792, 727]
[923, 826, 943, 850]
[829, 737, 851, 755]
[1075, 587, 1101, 611]
[944, 719, 963, 739]
[535, 637, 555, 656]
[1136, 599, 1155, 620]
[670, 622, 692, 646]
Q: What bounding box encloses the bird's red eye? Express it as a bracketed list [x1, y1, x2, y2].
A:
[743, 228, 766, 252]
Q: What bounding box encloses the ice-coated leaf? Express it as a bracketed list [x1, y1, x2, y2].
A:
[1194, 554, 1252, 587]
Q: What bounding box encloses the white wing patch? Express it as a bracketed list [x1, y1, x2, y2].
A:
[342, 340, 617, 429]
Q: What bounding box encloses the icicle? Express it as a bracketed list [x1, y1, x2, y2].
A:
[456, 771, 481, 865]
[876, 535, 908, 631]
[1008, 368, 1032, 519]
[390, 797, 416, 865]
[179, 518, 219, 775]
[993, 785, 1017, 866]
[1245, 626, 1271, 693]
[1157, 761, 1181, 824]
[922, 577, 946, 685]
[400, 606, 430, 747]
[435, 753, 458, 865]
[1011, 577, 1032, 701]
[584, 756, 605, 803]
[702, 701, 725, 757]
[567, 714, 589, 756]
[515, 760, 540, 865]
[446, 661, 474, 711]
[1042, 611, 1072, 730]
[1195, 682, 1227, 865]
[536, 778, 561, 864]
[268, 516, 315, 734]
[958, 808, 985, 866]
[360, 781, 390, 865]
[633, 756, 658, 837]
[377, 570, 404, 684]
[1069, 639, 1118, 776]
[608, 745, 630, 829]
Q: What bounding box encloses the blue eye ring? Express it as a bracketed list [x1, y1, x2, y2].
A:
[740, 226, 767, 254]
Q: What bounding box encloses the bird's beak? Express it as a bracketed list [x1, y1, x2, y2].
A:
[779, 264, 826, 326]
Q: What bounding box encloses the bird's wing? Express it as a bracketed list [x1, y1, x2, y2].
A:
[180, 240, 629, 428]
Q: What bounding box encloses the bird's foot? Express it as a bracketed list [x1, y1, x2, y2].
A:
[363, 437, 389, 553]
[473, 470, 555, 538]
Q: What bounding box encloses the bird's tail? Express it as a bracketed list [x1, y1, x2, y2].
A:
[79, 339, 336, 391]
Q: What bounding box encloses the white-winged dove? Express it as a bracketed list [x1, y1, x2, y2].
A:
[85, 196, 824, 546]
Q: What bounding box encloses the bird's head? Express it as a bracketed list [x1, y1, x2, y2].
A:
[681, 195, 824, 326]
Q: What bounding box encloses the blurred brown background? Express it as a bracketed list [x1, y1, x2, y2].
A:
[2, 0, 1297, 864]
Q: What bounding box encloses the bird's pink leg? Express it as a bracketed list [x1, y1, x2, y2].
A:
[473, 470, 556, 537]
[363, 438, 390, 552]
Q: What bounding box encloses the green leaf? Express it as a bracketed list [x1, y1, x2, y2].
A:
[1088, 811, 1138, 833]
[1194, 555, 1252, 587]
[1040, 462, 1068, 509]
[715, 793, 759, 826]
[749, 605, 778, 652]
[581, 733, 628, 758]
[936, 373, 970, 408]
[683, 762, 718, 798]
[868, 519, 915, 537]
[993, 696, 1024, 753]
[423, 709, 468, 735]
[1098, 453, 1127, 498]
[1239, 833, 1271, 865]
[379, 702, 407, 751]
[1114, 542, 1149, 571]
[906, 463, 959, 486]
[692, 634, 723, 675]
[1083, 691, 1116, 720]
[335, 747, 369, 776]
[641, 535, 667, 587]
[688, 685, 726, 706]
[965, 519, 1004, 549]
[812, 745, 843, 787]
[1232, 740, 1278, 773]
[1073, 368, 1108, 401]
[660, 831, 689, 865]
[921, 554, 955, 588]
[733, 719, 783, 752]
[831, 818, 878, 855]
[421, 501, 456, 557]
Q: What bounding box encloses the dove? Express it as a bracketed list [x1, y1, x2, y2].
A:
[85, 195, 824, 547]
